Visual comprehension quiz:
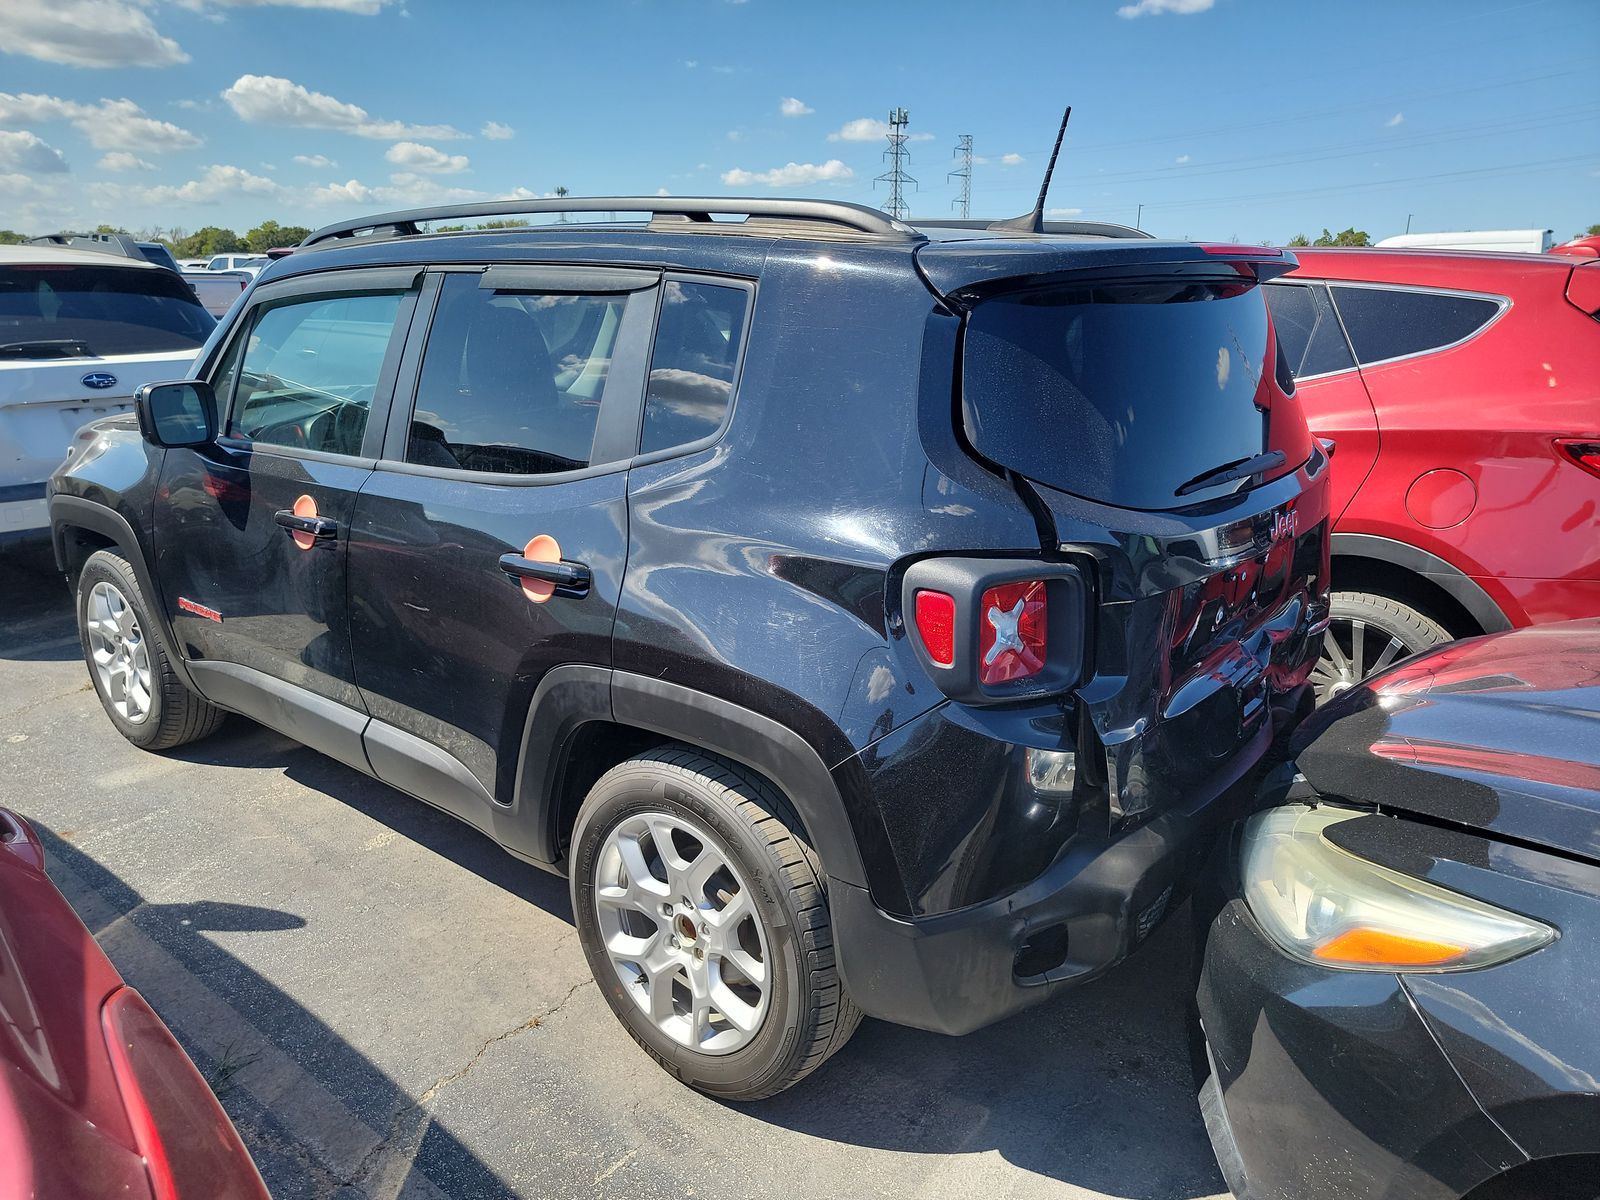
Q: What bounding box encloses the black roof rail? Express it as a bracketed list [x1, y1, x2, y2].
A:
[299, 196, 921, 249]
[913, 218, 1155, 240]
[26, 231, 148, 260]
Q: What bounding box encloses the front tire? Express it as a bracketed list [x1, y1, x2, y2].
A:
[76, 549, 226, 750]
[570, 746, 861, 1100]
[1311, 590, 1452, 705]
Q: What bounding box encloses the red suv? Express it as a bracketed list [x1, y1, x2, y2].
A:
[1265, 249, 1600, 700]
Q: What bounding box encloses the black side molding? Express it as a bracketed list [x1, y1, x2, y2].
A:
[1330, 533, 1511, 634]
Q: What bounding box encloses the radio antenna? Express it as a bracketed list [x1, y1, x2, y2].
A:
[988, 106, 1071, 234]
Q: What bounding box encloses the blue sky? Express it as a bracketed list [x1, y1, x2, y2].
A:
[2, 0, 1596, 243]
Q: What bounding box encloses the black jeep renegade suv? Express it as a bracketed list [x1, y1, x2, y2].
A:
[49, 197, 1330, 1099]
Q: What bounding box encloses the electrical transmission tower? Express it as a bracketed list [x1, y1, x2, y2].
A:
[949, 134, 973, 219]
[874, 108, 917, 221]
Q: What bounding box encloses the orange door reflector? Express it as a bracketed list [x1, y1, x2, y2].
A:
[291, 494, 318, 551]
[1312, 927, 1468, 968]
[519, 534, 561, 604]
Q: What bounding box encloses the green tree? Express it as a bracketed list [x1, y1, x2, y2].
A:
[1312, 226, 1372, 247]
[1579, 223, 1600, 239]
[1286, 233, 1311, 247]
[93, 223, 129, 235]
[0, 229, 26, 245]
[173, 226, 245, 258]
[244, 219, 311, 252]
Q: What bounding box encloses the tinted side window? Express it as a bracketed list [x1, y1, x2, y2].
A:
[1330, 286, 1501, 366]
[230, 291, 404, 456]
[639, 280, 748, 456]
[407, 274, 626, 475]
[1266, 283, 1355, 378]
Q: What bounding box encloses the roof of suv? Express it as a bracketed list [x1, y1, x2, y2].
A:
[1285, 245, 1581, 287]
[0, 243, 165, 269]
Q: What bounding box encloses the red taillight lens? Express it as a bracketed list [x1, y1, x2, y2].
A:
[101, 988, 270, 1200]
[977, 580, 1048, 685]
[914, 589, 957, 667]
[1556, 438, 1600, 480]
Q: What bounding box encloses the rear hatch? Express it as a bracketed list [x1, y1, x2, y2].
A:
[925, 239, 1332, 824]
[1, 258, 212, 532]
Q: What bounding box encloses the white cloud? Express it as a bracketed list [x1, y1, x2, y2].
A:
[1386, 112, 1405, 127]
[829, 117, 889, 142]
[683, 59, 699, 69]
[309, 173, 489, 208]
[721, 159, 853, 187]
[1175, 153, 1191, 163]
[98, 150, 155, 171]
[292, 153, 337, 167]
[385, 141, 469, 173]
[0, 130, 69, 174]
[138, 163, 284, 205]
[779, 97, 813, 117]
[1045, 207, 1084, 217]
[0, 92, 201, 152]
[1000, 152, 1025, 166]
[655, 187, 671, 196]
[481, 120, 514, 140]
[2, 0, 188, 68]
[827, 117, 931, 142]
[1116, 0, 1214, 16]
[222, 75, 465, 140]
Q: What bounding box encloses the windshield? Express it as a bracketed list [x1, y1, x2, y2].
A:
[962, 277, 1308, 511]
[0, 263, 215, 359]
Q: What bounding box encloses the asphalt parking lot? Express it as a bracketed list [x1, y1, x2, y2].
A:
[2, 546, 1227, 1200]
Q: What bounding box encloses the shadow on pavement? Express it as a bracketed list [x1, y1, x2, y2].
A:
[1, 545, 82, 663]
[36, 820, 525, 1200]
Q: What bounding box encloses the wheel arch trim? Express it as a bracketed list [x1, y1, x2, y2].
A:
[1331, 532, 1512, 634]
[513, 666, 870, 890]
[48, 494, 200, 692]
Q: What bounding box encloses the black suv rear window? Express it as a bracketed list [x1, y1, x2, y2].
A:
[0, 263, 214, 359]
[962, 279, 1283, 511]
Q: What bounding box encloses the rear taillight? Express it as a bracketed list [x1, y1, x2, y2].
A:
[977, 580, 1048, 685]
[101, 988, 269, 1200]
[1556, 438, 1600, 480]
[913, 590, 956, 667]
[902, 558, 1087, 705]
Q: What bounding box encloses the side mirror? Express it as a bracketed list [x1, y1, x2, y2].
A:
[135, 380, 216, 449]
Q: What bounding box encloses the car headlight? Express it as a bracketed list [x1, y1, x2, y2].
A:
[1240, 805, 1555, 972]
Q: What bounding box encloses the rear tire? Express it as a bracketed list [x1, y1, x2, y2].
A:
[570, 746, 861, 1100]
[76, 549, 226, 751]
[1312, 590, 1452, 705]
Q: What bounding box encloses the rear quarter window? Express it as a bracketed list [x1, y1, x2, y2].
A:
[1329, 285, 1503, 366]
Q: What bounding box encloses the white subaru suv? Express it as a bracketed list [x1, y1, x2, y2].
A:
[1, 243, 215, 545]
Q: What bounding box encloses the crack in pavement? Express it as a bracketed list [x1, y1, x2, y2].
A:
[338, 976, 595, 1196]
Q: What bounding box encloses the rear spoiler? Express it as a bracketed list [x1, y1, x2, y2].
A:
[915, 241, 1298, 308]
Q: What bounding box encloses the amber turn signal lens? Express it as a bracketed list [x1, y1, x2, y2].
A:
[1311, 927, 1467, 968]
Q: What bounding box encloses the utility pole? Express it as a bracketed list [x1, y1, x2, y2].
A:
[874, 108, 916, 222]
[949, 134, 973, 219]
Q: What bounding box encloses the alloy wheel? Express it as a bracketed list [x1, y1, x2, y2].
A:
[593, 810, 771, 1055]
[1310, 616, 1415, 705]
[86, 581, 154, 725]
